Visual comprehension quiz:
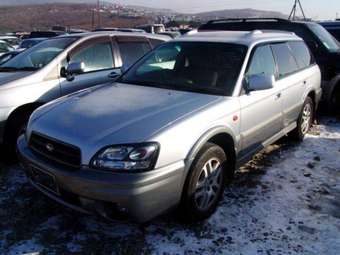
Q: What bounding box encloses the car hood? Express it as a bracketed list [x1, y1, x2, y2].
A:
[29, 83, 222, 148]
[0, 71, 33, 87]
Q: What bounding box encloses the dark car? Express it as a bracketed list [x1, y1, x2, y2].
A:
[28, 31, 67, 39]
[0, 50, 21, 65]
[199, 18, 340, 112]
[319, 21, 340, 42]
[18, 38, 47, 50]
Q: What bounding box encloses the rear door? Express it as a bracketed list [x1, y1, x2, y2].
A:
[114, 36, 152, 70]
[239, 44, 283, 154]
[271, 42, 307, 128]
[60, 36, 120, 96]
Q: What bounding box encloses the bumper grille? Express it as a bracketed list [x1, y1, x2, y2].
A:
[29, 132, 81, 168]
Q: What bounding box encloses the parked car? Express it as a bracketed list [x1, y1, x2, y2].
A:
[319, 21, 340, 42]
[0, 32, 169, 155]
[0, 50, 22, 65]
[18, 31, 321, 222]
[157, 31, 181, 38]
[28, 31, 67, 39]
[0, 36, 20, 49]
[18, 38, 48, 50]
[199, 18, 340, 113]
[93, 28, 146, 33]
[136, 24, 166, 34]
[0, 40, 14, 57]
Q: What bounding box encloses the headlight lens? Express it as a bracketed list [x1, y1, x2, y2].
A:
[91, 143, 160, 172]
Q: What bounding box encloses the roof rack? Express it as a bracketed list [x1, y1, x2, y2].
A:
[206, 18, 290, 24]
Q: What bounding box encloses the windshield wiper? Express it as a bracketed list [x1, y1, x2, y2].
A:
[16, 67, 39, 71]
[0, 67, 18, 72]
[0, 66, 39, 72]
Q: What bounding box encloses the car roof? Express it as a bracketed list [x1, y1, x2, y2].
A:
[59, 31, 170, 41]
[319, 21, 340, 28]
[173, 30, 302, 46]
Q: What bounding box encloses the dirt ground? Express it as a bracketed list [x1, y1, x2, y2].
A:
[0, 118, 339, 255]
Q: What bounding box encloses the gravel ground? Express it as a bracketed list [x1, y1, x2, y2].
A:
[0, 118, 339, 255]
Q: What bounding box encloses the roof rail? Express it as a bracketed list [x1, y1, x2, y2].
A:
[206, 18, 290, 25]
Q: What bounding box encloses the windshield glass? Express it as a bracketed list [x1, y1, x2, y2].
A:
[308, 23, 340, 52]
[119, 42, 247, 96]
[0, 37, 78, 71]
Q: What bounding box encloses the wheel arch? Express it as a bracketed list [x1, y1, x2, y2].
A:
[3, 102, 44, 143]
[185, 127, 238, 179]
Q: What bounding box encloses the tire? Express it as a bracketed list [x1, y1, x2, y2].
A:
[330, 87, 340, 116]
[290, 97, 314, 142]
[179, 143, 227, 222]
[4, 113, 30, 160]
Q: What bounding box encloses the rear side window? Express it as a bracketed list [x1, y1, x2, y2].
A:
[288, 41, 314, 69]
[118, 41, 152, 69]
[271, 43, 299, 78]
[247, 45, 276, 77]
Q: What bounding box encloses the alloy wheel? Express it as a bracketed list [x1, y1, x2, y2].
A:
[301, 103, 312, 135]
[194, 158, 222, 211]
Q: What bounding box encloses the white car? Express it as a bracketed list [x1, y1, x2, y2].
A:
[18, 31, 321, 222]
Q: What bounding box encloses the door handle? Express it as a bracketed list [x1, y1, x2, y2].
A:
[275, 92, 282, 100]
[108, 71, 120, 79]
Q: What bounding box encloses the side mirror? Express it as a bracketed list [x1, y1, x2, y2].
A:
[246, 74, 275, 92]
[60, 62, 85, 81]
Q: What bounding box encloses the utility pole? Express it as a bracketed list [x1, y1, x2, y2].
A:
[289, 0, 306, 21]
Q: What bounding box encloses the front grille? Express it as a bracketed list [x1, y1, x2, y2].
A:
[29, 132, 81, 168]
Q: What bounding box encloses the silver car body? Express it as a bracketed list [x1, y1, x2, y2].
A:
[18, 31, 322, 222]
[0, 32, 169, 144]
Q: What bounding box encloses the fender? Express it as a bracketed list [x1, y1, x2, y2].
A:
[184, 125, 238, 172]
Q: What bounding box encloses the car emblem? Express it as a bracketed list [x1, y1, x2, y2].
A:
[46, 143, 54, 152]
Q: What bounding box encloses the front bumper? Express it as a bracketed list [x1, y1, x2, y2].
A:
[17, 135, 185, 222]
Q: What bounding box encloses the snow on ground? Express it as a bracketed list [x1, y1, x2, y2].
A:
[0, 118, 339, 254]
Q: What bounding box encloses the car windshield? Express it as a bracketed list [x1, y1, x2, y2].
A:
[20, 39, 45, 49]
[0, 37, 78, 71]
[308, 23, 340, 52]
[119, 42, 247, 96]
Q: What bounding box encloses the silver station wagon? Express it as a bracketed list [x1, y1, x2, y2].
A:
[18, 31, 322, 222]
[0, 32, 169, 155]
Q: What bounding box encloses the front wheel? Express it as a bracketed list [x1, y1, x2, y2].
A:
[289, 97, 314, 141]
[179, 143, 227, 222]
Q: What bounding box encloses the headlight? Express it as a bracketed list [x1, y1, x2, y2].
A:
[91, 143, 160, 172]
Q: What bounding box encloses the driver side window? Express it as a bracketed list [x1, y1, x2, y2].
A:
[67, 40, 114, 73]
[247, 45, 276, 78]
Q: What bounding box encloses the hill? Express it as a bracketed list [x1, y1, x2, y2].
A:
[0, 3, 150, 32]
[196, 8, 286, 20]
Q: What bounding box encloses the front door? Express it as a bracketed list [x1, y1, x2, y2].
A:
[59, 36, 120, 96]
[239, 44, 283, 153]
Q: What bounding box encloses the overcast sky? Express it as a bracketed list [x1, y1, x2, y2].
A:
[114, 0, 339, 20]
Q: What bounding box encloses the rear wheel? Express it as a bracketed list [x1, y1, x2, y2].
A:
[290, 97, 314, 141]
[179, 143, 228, 222]
[330, 87, 340, 116]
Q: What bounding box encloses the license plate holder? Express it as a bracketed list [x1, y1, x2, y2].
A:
[29, 166, 60, 195]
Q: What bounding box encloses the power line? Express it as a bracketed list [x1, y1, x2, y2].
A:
[289, 0, 306, 20]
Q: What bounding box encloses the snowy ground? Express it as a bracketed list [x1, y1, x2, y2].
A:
[0, 118, 339, 255]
